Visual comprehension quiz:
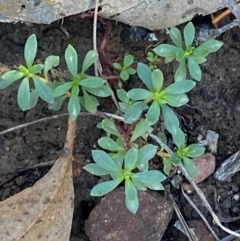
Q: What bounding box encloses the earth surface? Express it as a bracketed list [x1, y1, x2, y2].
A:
[0, 16, 240, 240]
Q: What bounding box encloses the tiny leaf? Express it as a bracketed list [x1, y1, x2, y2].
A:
[65, 44, 78, 77]
[161, 104, 179, 135]
[91, 179, 121, 196]
[182, 156, 198, 177]
[185, 144, 205, 157]
[153, 44, 180, 57]
[17, 77, 30, 110]
[125, 179, 139, 214]
[188, 57, 202, 81]
[82, 50, 98, 74]
[131, 119, 153, 142]
[92, 150, 120, 172]
[80, 77, 105, 88]
[170, 26, 183, 48]
[124, 55, 134, 67]
[124, 148, 138, 170]
[151, 69, 163, 91]
[137, 63, 154, 91]
[24, 34, 37, 68]
[184, 22, 195, 49]
[146, 101, 160, 125]
[102, 119, 122, 137]
[44, 55, 60, 77]
[127, 88, 153, 100]
[83, 163, 111, 176]
[98, 137, 122, 152]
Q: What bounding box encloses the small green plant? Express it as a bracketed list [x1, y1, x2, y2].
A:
[146, 51, 161, 70]
[113, 54, 136, 82]
[126, 63, 196, 135]
[83, 148, 166, 214]
[0, 34, 59, 110]
[153, 22, 223, 81]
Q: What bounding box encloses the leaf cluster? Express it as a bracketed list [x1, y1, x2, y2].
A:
[153, 22, 223, 81]
[84, 147, 166, 214]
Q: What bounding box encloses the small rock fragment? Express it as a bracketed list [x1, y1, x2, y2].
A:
[192, 153, 216, 183]
[85, 187, 173, 241]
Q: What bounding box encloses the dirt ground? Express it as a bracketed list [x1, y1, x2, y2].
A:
[1, 16, 240, 240]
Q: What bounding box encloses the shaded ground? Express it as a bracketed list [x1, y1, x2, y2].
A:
[0, 17, 240, 240]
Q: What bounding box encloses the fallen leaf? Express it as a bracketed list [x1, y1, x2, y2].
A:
[0, 155, 74, 241]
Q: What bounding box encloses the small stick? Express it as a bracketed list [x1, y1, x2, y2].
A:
[0, 113, 68, 135]
[212, 2, 240, 25]
[16, 160, 56, 173]
[93, 0, 99, 76]
[181, 186, 220, 240]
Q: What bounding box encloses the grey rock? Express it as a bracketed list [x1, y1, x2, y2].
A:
[85, 187, 173, 241]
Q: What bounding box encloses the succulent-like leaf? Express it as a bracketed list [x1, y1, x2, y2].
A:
[182, 156, 198, 177]
[124, 148, 138, 170]
[44, 55, 60, 77]
[83, 163, 111, 176]
[28, 89, 39, 109]
[53, 82, 72, 97]
[137, 63, 154, 91]
[102, 119, 122, 137]
[146, 100, 160, 125]
[172, 128, 185, 149]
[85, 85, 112, 97]
[163, 158, 172, 175]
[131, 119, 153, 142]
[183, 22, 195, 49]
[132, 170, 166, 183]
[188, 57, 202, 81]
[125, 179, 139, 214]
[124, 55, 134, 67]
[151, 69, 163, 91]
[65, 44, 78, 77]
[91, 179, 122, 196]
[98, 136, 122, 152]
[127, 88, 153, 100]
[32, 75, 54, 104]
[68, 85, 80, 120]
[117, 88, 129, 103]
[136, 144, 158, 171]
[83, 88, 98, 113]
[92, 150, 120, 172]
[124, 101, 148, 124]
[164, 80, 196, 95]
[17, 77, 30, 110]
[24, 34, 37, 68]
[153, 44, 180, 58]
[82, 50, 98, 74]
[120, 69, 129, 81]
[0, 71, 24, 89]
[80, 77, 105, 88]
[127, 68, 136, 75]
[174, 60, 186, 82]
[170, 26, 183, 49]
[161, 104, 179, 135]
[185, 144, 205, 157]
[29, 64, 44, 74]
[170, 152, 181, 166]
[197, 39, 223, 53]
[113, 63, 122, 70]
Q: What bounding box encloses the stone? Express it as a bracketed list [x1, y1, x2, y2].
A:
[85, 187, 173, 241]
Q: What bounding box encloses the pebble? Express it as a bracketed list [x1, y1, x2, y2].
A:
[85, 187, 173, 241]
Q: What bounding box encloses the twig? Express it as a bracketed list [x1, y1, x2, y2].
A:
[16, 160, 56, 173]
[149, 133, 240, 238]
[181, 186, 220, 240]
[169, 194, 197, 241]
[224, 0, 240, 20]
[0, 113, 68, 135]
[212, 2, 240, 25]
[93, 0, 99, 76]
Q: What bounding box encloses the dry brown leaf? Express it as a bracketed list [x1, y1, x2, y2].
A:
[0, 154, 74, 241]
